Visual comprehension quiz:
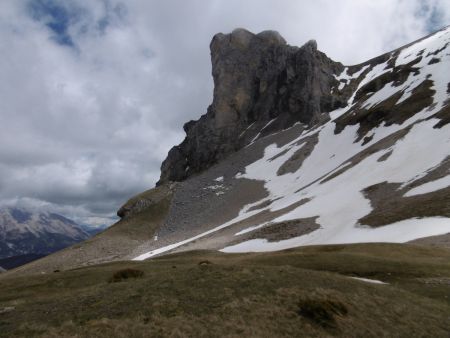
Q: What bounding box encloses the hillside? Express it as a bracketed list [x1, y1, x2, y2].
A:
[133, 26, 450, 260]
[3, 27, 449, 277]
[0, 243, 450, 337]
[0, 26, 449, 337]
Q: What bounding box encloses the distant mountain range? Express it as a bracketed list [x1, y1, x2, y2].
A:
[0, 207, 106, 269]
[80, 223, 109, 237]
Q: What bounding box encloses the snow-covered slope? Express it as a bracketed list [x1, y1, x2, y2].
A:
[134, 26, 450, 259]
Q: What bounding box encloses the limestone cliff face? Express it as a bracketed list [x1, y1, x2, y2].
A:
[158, 28, 348, 184]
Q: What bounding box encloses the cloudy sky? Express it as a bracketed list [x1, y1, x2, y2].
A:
[0, 0, 449, 226]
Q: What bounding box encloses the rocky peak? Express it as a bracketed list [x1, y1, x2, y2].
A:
[158, 29, 348, 185]
[209, 28, 287, 129]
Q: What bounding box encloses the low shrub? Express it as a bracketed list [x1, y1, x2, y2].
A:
[108, 268, 144, 283]
[297, 297, 348, 328]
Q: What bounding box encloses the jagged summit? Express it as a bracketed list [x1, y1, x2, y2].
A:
[302, 39, 318, 50]
[255, 30, 287, 45]
[212, 28, 287, 49]
[158, 29, 347, 184]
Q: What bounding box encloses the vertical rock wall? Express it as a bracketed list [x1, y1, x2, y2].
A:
[158, 28, 348, 184]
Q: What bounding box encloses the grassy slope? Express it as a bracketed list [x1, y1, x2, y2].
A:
[8, 186, 172, 277]
[0, 243, 449, 337]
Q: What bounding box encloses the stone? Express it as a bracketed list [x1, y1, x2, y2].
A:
[158, 29, 349, 185]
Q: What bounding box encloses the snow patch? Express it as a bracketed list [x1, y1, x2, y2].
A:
[235, 221, 271, 236]
[404, 176, 450, 197]
[221, 217, 450, 253]
[225, 116, 450, 252]
[362, 82, 399, 109]
[348, 277, 388, 284]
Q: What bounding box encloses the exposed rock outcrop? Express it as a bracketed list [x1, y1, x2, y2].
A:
[117, 184, 174, 219]
[158, 28, 348, 184]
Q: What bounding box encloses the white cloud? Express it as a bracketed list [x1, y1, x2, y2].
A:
[0, 0, 448, 225]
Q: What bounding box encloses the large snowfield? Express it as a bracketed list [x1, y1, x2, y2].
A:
[135, 27, 450, 260]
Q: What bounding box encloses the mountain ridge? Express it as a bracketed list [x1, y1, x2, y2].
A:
[134, 25, 450, 258]
[4, 26, 449, 276]
[0, 207, 89, 260]
[158, 26, 450, 186]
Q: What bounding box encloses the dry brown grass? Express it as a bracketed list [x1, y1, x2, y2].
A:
[108, 268, 144, 283]
[1, 243, 450, 337]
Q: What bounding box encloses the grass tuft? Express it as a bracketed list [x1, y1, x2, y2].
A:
[297, 294, 348, 329]
[108, 268, 144, 283]
[198, 260, 212, 266]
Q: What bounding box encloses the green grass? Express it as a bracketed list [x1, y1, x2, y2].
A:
[0, 243, 449, 337]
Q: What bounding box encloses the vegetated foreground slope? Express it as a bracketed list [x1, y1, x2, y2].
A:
[0, 243, 449, 337]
